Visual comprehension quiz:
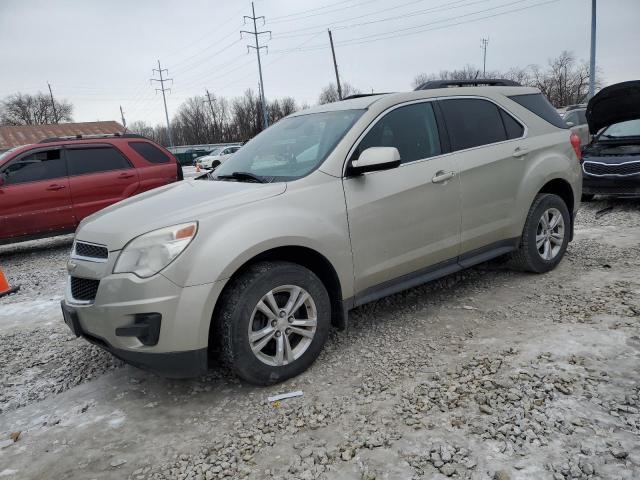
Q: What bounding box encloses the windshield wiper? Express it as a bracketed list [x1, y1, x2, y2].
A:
[215, 171, 266, 183]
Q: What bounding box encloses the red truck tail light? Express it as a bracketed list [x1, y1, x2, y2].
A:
[570, 133, 582, 162]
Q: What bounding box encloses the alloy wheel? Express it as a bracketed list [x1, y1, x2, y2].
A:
[248, 285, 317, 367]
[536, 207, 565, 261]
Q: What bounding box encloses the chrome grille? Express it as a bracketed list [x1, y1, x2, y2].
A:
[70, 277, 100, 302]
[74, 241, 108, 260]
[583, 161, 640, 177]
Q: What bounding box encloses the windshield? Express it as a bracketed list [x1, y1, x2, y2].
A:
[601, 119, 640, 138]
[207, 147, 223, 155]
[214, 109, 364, 182]
[0, 145, 25, 164]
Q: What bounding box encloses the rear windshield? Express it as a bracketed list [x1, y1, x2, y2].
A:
[509, 93, 567, 129]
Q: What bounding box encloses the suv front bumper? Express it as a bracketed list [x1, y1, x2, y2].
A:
[62, 270, 224, 378]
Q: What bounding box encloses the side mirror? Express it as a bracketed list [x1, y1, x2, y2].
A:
[348, 147, 401, 176]
[566, 121, 575, 127]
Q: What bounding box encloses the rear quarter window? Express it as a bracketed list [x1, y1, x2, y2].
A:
[509, 93, 567, 129]
[129, 141, 171, 164]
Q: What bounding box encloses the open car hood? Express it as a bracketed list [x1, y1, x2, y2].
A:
[586, 80, 640, 134]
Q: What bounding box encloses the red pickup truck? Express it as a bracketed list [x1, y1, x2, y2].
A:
[0, 134, 182, 244]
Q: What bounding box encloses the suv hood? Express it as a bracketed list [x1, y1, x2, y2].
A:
[586, 80, 640, 134]
[76, 180, 286, 250]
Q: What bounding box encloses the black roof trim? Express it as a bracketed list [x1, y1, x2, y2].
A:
[415, 79, 521, 90]
[341, 93, 391, 100]
[38, 133, 144, 144]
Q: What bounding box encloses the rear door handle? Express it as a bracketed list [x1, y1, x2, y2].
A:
[46, 184, 66, 191]
[432, 170, 456, 184]
[117, 173, 135, 179]
[512, 147, 529, 158]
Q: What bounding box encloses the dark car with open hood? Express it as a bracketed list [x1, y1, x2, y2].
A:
[581, 80, 640, 200]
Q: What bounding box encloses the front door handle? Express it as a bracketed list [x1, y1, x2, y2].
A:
[512, 147, 529, 158]
[432, 170, 456, 184]
[46, 184, 66, 191]
[117, 173, 135, 179]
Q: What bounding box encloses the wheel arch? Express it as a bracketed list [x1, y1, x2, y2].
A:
[537, 178, 576, 240]
[208, 245, 347, 354]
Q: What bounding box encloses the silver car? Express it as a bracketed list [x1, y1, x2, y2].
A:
[563, 106, 591, 146]
[61, 84, 581, 384]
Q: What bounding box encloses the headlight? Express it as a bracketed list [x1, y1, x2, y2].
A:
[113, 222, 197, 278]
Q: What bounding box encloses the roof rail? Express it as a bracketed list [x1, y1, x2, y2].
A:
[415, 79, 521, 90]
[38, 132, 143, 144]
[341, 93, 390, 100]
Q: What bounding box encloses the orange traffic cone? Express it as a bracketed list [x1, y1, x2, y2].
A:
[0, 268, 19, 298]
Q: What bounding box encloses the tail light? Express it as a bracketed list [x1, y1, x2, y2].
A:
[570, 133, 582, 162]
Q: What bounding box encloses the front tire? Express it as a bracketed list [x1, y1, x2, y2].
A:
[510, 193, 570, 273]
[217, 261, 331, 385]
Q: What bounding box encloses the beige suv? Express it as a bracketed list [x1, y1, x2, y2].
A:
[62, 81, 582, 384]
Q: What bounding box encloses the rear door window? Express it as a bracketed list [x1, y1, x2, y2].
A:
[1, 149, 66, 185]
[509, 93, 567, 129]
[67, 146, 131, 176]
[439, 98, 507, 151]
[129, 142, 170, 164]
[352, 101, 442, 164]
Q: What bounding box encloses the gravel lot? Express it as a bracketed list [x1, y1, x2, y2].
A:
[0, 198, 639, 480]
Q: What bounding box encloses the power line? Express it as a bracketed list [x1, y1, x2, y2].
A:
[162, 5, 246, 60]
[241, 2, 271, 129]
[268, 0, 384, 24]
[150, 60, 174, 147]
[270, 0, 558, 53]
[271, 0, 483, 38]
[269, 0, 361, 21]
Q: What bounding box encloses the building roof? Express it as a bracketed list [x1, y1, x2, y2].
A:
[0, 121, 124, 150]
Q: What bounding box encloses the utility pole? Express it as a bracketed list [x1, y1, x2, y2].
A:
[47, 82, 59, 124]
[119, 105, 127, 132]
[588, 0, 597, 99]
[204, 89, 216, 123]
[328, 29, 342, 100]
[242, 2, 271, 129]
[151, 60, 174, 147]
[481, 38, 489, 77]
[204, 89, 218, 141]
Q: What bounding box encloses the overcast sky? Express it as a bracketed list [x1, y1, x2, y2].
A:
[1, 0, 638, 126]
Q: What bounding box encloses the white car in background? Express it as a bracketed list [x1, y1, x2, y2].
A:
[197, 145, 242, 169]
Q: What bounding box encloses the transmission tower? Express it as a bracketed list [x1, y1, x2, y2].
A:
[151, 60, 174, 147]
[241, 2, 271, 129]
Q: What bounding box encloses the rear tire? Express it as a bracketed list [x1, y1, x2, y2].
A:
[217, 261, 331, 385]
[510, 193, 570, 273]
[581, 193, 595, 202]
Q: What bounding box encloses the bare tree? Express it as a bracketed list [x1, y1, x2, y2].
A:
[128, 120, 155, 139]
[412, 65, 492, 89]
[318, 82, 361, 104]
[0, 92, 73, 125]
[411, 51, 600, 107]
[531, 51, 594, 106]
